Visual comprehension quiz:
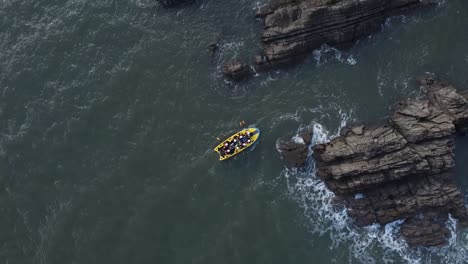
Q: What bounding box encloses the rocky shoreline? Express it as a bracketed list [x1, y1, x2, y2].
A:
[227, 0, 439, 80]
[277, 76, 468, 247]
[255, 0, 438, 67]
[160, 0, 468, 248]
[157, 0, 441, 80]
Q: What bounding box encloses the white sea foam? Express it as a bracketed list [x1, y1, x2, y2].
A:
[131, 0, 158, 8]
[283, 116, 468, 263]
[354, 193, 365, 200]
[291, 135, 305, 144]
[221, 41, 245, 51]
[312, 45, 357, 66]
[252, 0, 269, 12]
[270, 111, 302, 129]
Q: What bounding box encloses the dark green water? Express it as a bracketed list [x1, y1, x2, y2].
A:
[1, 0, 468, 263]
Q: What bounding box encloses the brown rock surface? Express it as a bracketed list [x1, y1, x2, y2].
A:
[257, 0, 438, 66]
[426, 81, 468, 133]
[400, 211, 450, 247]
[223, 60, 252, 81]
[278, 77, 468, 247]
[276, 127, 313, 167]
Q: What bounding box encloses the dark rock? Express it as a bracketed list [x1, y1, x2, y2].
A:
[276, 127, 313, 167]
[158, 0, 193, 8]
[253, 55, 271, 72]
[306, 77, 468, 247]
[426, 81, 468, 133]
[342, 173, 464, 226]
[401, 211, 450, 247]
[276, 139, 309, 167]
[208, 33, 223, 60]
[208, 42, 219, 58]
[258, 0, 438, 66]
[223, 60, 252, 81]
[391, 99, 455, 143]
[299, 127, 313, 145]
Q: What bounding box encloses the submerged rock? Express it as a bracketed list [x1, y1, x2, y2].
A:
[208, 42, 219, 58]
[257, 0, 438, 66]
[280, 77, 468, 247]
[222, 60, 252, 81]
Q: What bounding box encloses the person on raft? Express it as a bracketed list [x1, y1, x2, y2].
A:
[219, 130, 253, 157]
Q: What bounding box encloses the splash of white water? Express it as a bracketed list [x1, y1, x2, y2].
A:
[283, 115, 468, 263]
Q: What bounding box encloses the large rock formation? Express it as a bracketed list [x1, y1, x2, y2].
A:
[280, 77, 468, 247]
[315, 78, 468, 247]
[255, 0, 438, 67]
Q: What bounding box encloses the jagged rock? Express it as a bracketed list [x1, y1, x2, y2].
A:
[299, 127, 313, 144]
[401, 211, 450, 247]
[296, 77, 468, 247]
[157, 0, 193, 8]
[223, 60, 252, 81]
[342, 173, 464, 226]
[425, 81, 468, 133]
[276, 127, 313, 167]
[391, 100, 455, 143]
[257, 0, 438, 66]
[208, 42, 219, 60]
[314, 125, 407, 165]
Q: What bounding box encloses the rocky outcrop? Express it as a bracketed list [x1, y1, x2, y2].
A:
[157, 0, 193, 8]
[256, 0, 438, 66]
[400, 211, 451, 247]
[425, 79, 468, 134]
[279, 77, 468, 247]
[312, 77, 468, 247]
[276, 127, 313, 167]
[223, 60, 253, 81]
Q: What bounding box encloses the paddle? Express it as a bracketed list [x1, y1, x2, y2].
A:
[215, 120, 247, 152]
[217, 120, 246, 141]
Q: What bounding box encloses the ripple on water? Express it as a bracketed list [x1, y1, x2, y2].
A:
[312, 45, 358, 66]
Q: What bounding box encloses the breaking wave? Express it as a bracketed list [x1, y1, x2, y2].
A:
[312, 45, 357, 66]
[283, 120, 468, 263]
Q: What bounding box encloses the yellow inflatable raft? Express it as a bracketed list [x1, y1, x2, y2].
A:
[213, 127, 260, 161]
